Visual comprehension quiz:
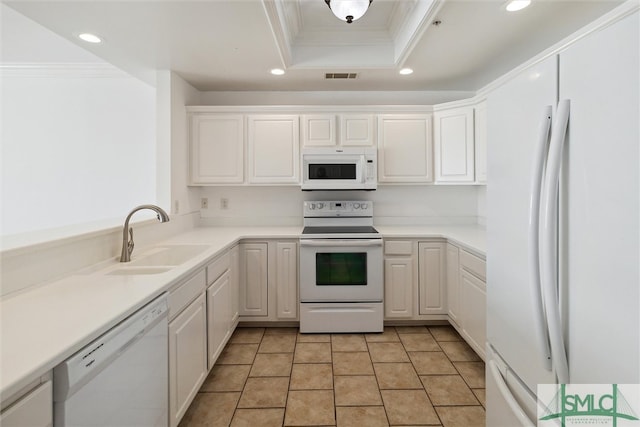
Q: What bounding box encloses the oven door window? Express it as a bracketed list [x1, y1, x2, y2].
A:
[316, 252, 367, 286]
[308, 163, 356, 180]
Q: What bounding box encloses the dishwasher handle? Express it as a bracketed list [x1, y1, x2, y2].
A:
[53, 294, 168, 401]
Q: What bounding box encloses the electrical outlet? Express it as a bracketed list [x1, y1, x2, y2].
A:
[201, 198, 209, 209]
[220, 198, 229, 210]
[174, 200, 179, 214]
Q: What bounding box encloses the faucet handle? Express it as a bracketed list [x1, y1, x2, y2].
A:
[127, 227, 135, 255]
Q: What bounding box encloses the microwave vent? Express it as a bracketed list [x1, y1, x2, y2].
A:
[325, 73, 357, 79]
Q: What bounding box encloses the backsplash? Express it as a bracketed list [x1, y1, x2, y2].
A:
[198, 185, 483, 226]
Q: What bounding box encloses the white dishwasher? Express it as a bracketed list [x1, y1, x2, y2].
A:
[53, 294, 168, 427]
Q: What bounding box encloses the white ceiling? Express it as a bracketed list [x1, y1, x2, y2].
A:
[2, 0, 623, 92]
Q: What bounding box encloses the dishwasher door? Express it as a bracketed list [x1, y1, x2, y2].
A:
[53, 295, 168, 427]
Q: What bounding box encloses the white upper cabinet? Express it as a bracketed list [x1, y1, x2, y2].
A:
[247, 115, 300, 184]
[302, 114, 375, 147]
[377, 114, 433, 183]
[474, 101, 488, 184]
[434, 106, 475, 183]
[340, 114, 375, 146]
[189, 114, 244, 184]
[302, 115, 336, 147]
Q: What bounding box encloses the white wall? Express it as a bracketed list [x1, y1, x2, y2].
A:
[1, 5, 157, 239]
[476, 186, 486, 226]
[1, 67, 157, 237]
[199, 185, 480, 226]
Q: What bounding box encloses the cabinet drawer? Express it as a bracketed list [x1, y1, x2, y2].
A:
[384, 240, 413, 255]
[460, 250, 486, 281]
[169, 270, 206, 320]
[206, 252, 230, 285]
[0, 380, 52, 427]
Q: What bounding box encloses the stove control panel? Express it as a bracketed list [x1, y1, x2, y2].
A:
[304, 201, 373, 217]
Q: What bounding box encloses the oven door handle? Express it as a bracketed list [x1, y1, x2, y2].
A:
[299, 239, 383, 247]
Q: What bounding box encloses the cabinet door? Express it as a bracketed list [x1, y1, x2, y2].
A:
[418, 241, 446, 315]
[460, 270, 486, 360]
[207, 271, 231, 368]
[230, 245, 240, 324]
[169, 293, 207, 427]
[340, 114, 375, 146]
[276, 241, 298, 319]
[378, 114, 433, 183]
[446, 243, 460, 325]
[247, 115, 299, 184]
[189, 114, 244, 184]
[434, 107, 475, 183]
[0, 381, 52, 427]
[474, 102, 487, 184]
[302, 115, 336, 147]
[384, 257, 414, 318]
[239, 242, 268, 316]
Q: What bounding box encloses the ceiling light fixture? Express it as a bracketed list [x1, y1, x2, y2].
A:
[325, 0, 372, 24]
[505, 0, 531, 12]
[78, 33, 102, 43]
[270, 68, 285, 75]
[399, 68, 414, 75]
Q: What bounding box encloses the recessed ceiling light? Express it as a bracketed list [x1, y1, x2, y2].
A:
[78, 33, 102, 43]
[270, 68, 285, 76]
[505, 0, 531, 12]
[399, 68, 414, 75]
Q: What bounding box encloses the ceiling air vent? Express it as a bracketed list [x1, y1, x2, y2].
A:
[325, 73, 358, 79]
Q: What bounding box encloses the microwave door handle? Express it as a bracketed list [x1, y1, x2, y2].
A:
[360, 155, 366, 183]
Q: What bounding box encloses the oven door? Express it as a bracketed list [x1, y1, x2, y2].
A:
[299, 239, 383, 302]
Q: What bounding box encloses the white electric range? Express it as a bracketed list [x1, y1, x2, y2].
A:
[299, 201, 383, 333]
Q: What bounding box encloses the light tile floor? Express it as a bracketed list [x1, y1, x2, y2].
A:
[179, 325, 485, 427]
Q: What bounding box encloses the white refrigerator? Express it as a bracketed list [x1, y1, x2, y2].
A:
[486, 6, 639, 425]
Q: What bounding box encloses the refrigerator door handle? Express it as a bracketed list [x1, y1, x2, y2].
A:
[488, 360, 535, 427]
[529, 106, 553, 371]
[540, 99, 571, 384]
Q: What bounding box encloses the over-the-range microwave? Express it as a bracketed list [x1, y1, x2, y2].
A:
[301, 147, 377, 191]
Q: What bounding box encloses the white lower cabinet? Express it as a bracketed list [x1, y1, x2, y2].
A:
[446, 243, 461, 325]
[460, 269, 487, 359]
[0, 380, 52, 427]
[447, 246, 487, 361]
[239, 240, 298, 321]
[383, 240, 415, 319]
[207, 271, 232, 367]
[384, 257, 414, 318]
[418, 241, 447, 315]
[169, 293, 207, 427]
[230, 245, 240, 324]
[239, 242, 269, 317]
[276, 241, 298, 320]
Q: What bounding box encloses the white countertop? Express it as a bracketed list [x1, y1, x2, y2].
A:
[0, 224, 484, 400]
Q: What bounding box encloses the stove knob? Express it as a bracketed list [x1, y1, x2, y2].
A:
[317, 202, 324, 210]
[308, 203, 316, 210]
[354, 202, 360, 209]
[360, 202, 367, 209]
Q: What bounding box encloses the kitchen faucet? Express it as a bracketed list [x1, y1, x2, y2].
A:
[120, 204, 170, 262]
